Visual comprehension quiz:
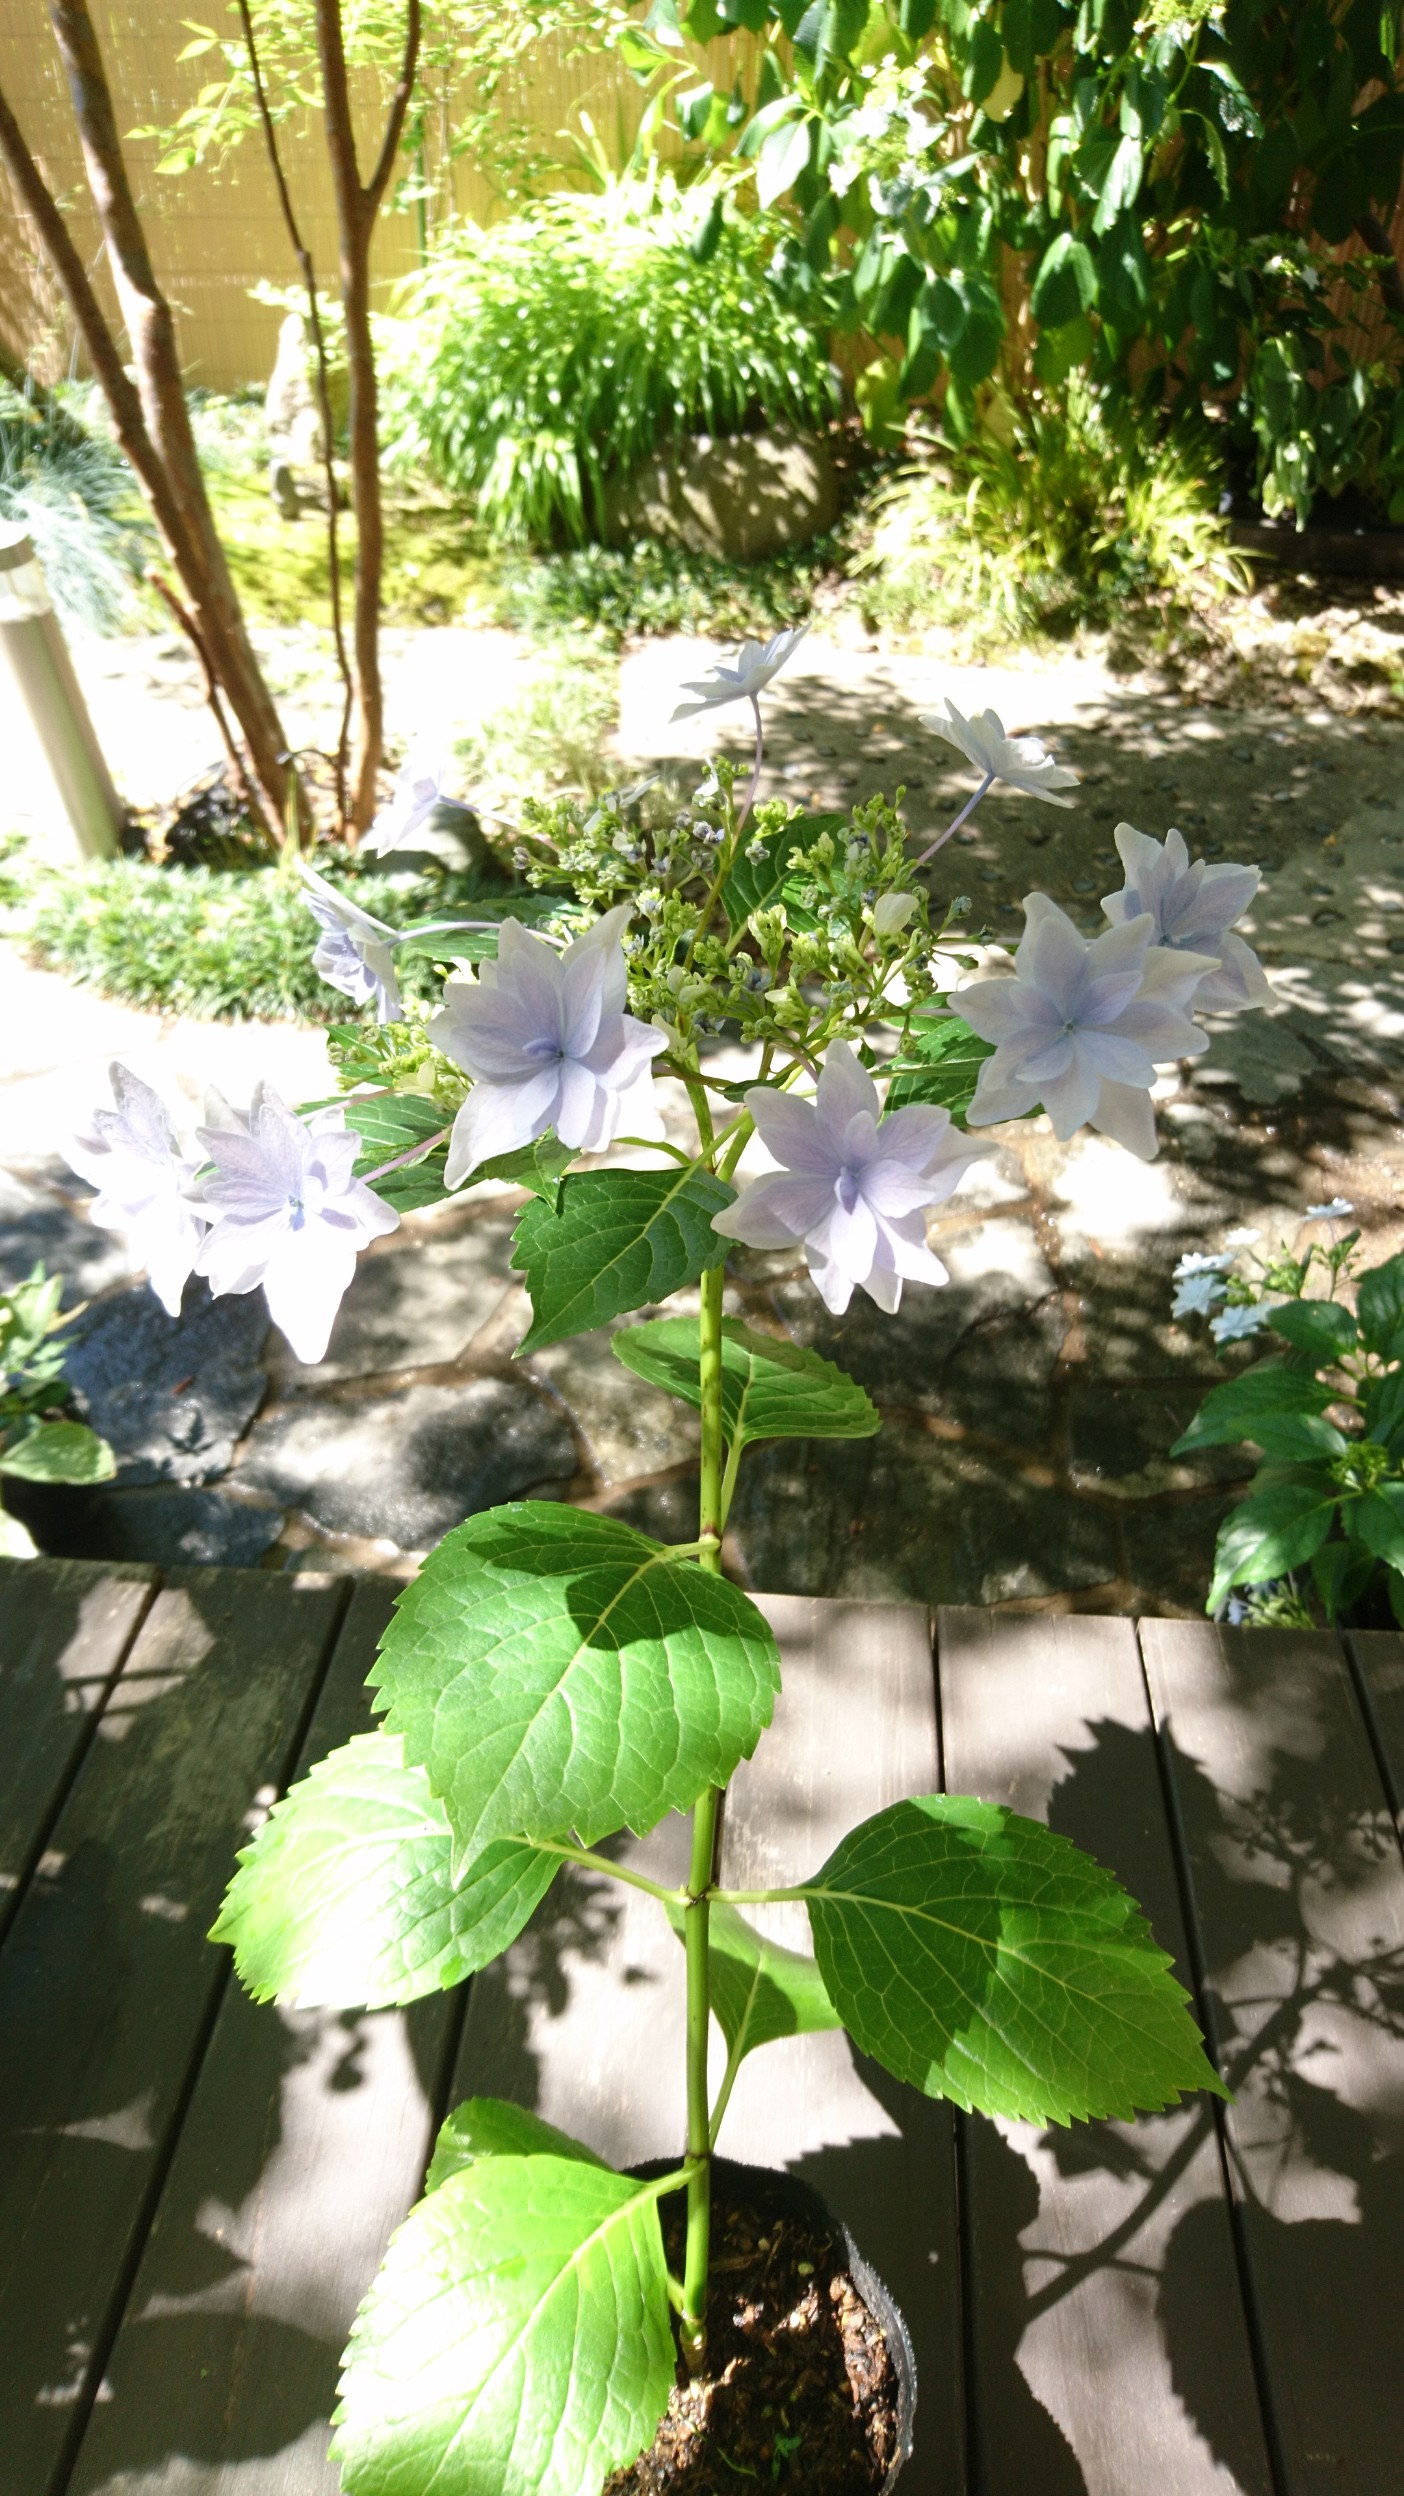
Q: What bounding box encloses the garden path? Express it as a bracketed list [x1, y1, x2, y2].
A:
[2, 616, 1402, 1613]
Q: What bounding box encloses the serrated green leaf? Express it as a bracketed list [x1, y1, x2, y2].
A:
[613, 1318, 879, 1449]
[1358, 1254, 1404, 1360]
[1208, 1481, 1340, 1609]
[1171, 1366, 1336, 1456]
[0, 1420, 116, 1484]
[511, 1167, 734, 1356]
[666, 1898, 840, 2065]
[1267, 1298, 1359, 1363]
[1352, 1482, 1404, 1571]
[333, 2156, 675, 2496]
[886, 1016, 996, 1122]
[1366, 1368, 1404, 1451]
[800, 1795, 1226, 2125]
[345, 1096, 571, 1215]
[210, 1732, 558, 2009]
[371, 1502, 782, 1858]
[427, 2098, 608, 2195]
[720, 811, 846, 930]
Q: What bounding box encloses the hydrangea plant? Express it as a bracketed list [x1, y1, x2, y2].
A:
[63, 639, 1276, 2496]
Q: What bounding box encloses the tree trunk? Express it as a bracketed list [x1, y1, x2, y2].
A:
[315, 0, 420, 835]
[4, 2, 297, 828]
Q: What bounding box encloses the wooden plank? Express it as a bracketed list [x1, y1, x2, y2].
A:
[937, 1608, 1272, 2496]
[447, 1593, 965, 2496]
[1139, 1619, 1404, 2496]
[0, 1559, 158, 1947]
[63, 1576, 463, 2496]
[1342, 1631, 1404, 1840]
[0, 1567, 350, 2496]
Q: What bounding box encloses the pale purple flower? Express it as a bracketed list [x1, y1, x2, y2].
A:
[191, 1085, 398, 1364]
[431, 908, 667, 1187]
[1102, 824, 1272, 1012]
[63, 1063, 207, 1317]
[1211, 1302, 1273, 1344]
[712, 1040, 988, 1316]
[1174, 1251, 1237, 1278]
[959, 894, 1217, 1160]
[671, 626, 809, 722]
[301, 866, 403, 1024]
[922, 698, 1080, 807]
[1172, 1272, 1230, 1319]
[363, 748, 447, 858]
[1304, 1198, 1353, 1222]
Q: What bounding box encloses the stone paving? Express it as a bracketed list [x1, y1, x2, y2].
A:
[3, 625, 1404, 1613]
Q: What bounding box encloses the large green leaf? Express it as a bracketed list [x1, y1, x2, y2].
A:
[346, 1095, 570, 1215]
[885, 1015, 996, 1122]
[511, 1168, 734, 1355]
[427, 2098, 608, 2195]
[333, 2156, 675, 2496]
[1267, 1299, 1358, 1363]
[1351, 1482, 1404, 1572]
[0, 1420, 116, 1483]
[613, 1317, 879, 1448]
[666, 1898, 840, 2066]
[1358, 1253, 1404, 1361]
[210, 1731, 557, 2009]
[720, 811, 845, 931]
[801, 1795, 1226, 2125]
[1171, 1366, 1336, 1456]
[371, 1503, 782, 1858]
[1031, 230, 1098, 327]
[1208, 1480, 1340, 1609]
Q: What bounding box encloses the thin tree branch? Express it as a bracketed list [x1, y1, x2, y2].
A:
[366, 0, 422, 213]
[146, 566, 280, 849]
[233, 0, 353, 830]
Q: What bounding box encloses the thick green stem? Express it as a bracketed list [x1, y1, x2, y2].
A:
[679, 1264, 729, 2371]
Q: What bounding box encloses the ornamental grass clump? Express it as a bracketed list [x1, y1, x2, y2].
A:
[65, 631, 1283, 2496]
[380, 171, 836, 546]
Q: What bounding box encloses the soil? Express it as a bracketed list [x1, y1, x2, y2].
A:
[606, 2169, 902, 2496]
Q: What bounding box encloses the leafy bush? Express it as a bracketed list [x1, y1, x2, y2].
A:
[858, 389, 1247, 644]
[0, 1265, 114, 1512]
[0, 381, 153, 632]
[454, 635, 619, 803]
[499, 533, 844, 644]
[380, 170, 837, 547]
[26, 859, 508, 1025]
[1171, 1211, 1404, 1628]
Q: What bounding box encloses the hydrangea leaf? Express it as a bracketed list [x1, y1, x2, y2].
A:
[720, 809, 844, 930]
[371, 1502, 782, 1858]
[664, 1898, 841, 2064]
[511, 1168, 735, 1355]
[1357, 1251, 1404, 1361]
[427, 2098, 608, 2196]
[613, 1317, 879, 1447]
[801, 1795, 1227, 2125]
[1267, 1298, 1359, 1363]
[1171, 1365, 1336, 1455]
[347, 1095, 569, 1214]
[1208, 1480, 1340, 1609]
[209, 1731, 558, 2009]
[333, 2156, 675, 2496]
[0, 1420, 116, 1483]
[883, 1016, 995, 1123]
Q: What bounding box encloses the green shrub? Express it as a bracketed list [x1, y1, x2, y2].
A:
[499, 534, 844, 644]
[857, 387, 1248, 645]
[380, 170, 836, 547]
[0, 381, 153, 632]
[454, 635, 619, 802]
[25, 859, 504, 1025]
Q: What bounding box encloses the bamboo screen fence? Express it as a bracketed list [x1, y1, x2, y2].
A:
[0, 1, 668, 388]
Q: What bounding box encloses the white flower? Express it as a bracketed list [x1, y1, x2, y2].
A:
[1224, 1226, 1260, 1247]
[923, 698, 1080, 807]
[671, 625, 810, 722]
[431, 909, 667, 1187]
[1172, 1273, 1230, 1318]
[63, 1063, 208, 1318]
[959, 894, 1216, 1160]
[191, 1085, 398, 1365]
[301, 866, 403, 1025]
[1101, 824, 1272, 1012]
[1211, 1302, 1273, 1344]
[1173, 1251, 1237, 1278]
[711, 1039, 988, 1316]
[363, 747, 447, 858]
[1304, 1198, 1353, 1221]
[872, 891, 920, 935]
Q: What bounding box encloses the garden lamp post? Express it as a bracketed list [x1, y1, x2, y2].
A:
[0, 528, 123, 860]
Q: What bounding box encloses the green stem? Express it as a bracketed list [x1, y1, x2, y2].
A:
[680, 1780, 722, 2371]
[708, 2031, 746, 2150]
[531, 1841, 685, 1907]
[698, 1264, 726, 1560]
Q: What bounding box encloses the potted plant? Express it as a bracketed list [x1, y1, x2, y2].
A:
[64, 631, 1277, 2493]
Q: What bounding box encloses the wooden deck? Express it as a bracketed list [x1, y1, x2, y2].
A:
[2, 1557, 1402, 2496]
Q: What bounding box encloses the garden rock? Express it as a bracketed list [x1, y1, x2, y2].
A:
[61, 1280, 270, 1486]
[237, 1375, 578, 1548]
[264, 312, 325, 480]
[603, 429, 839, 562]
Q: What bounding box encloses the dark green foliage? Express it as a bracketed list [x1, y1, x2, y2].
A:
[0, 1266, 114, 1488]
[0, 380, 153, 632]
[498, 533, 845, 644]
[382, 172, 836, 546]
